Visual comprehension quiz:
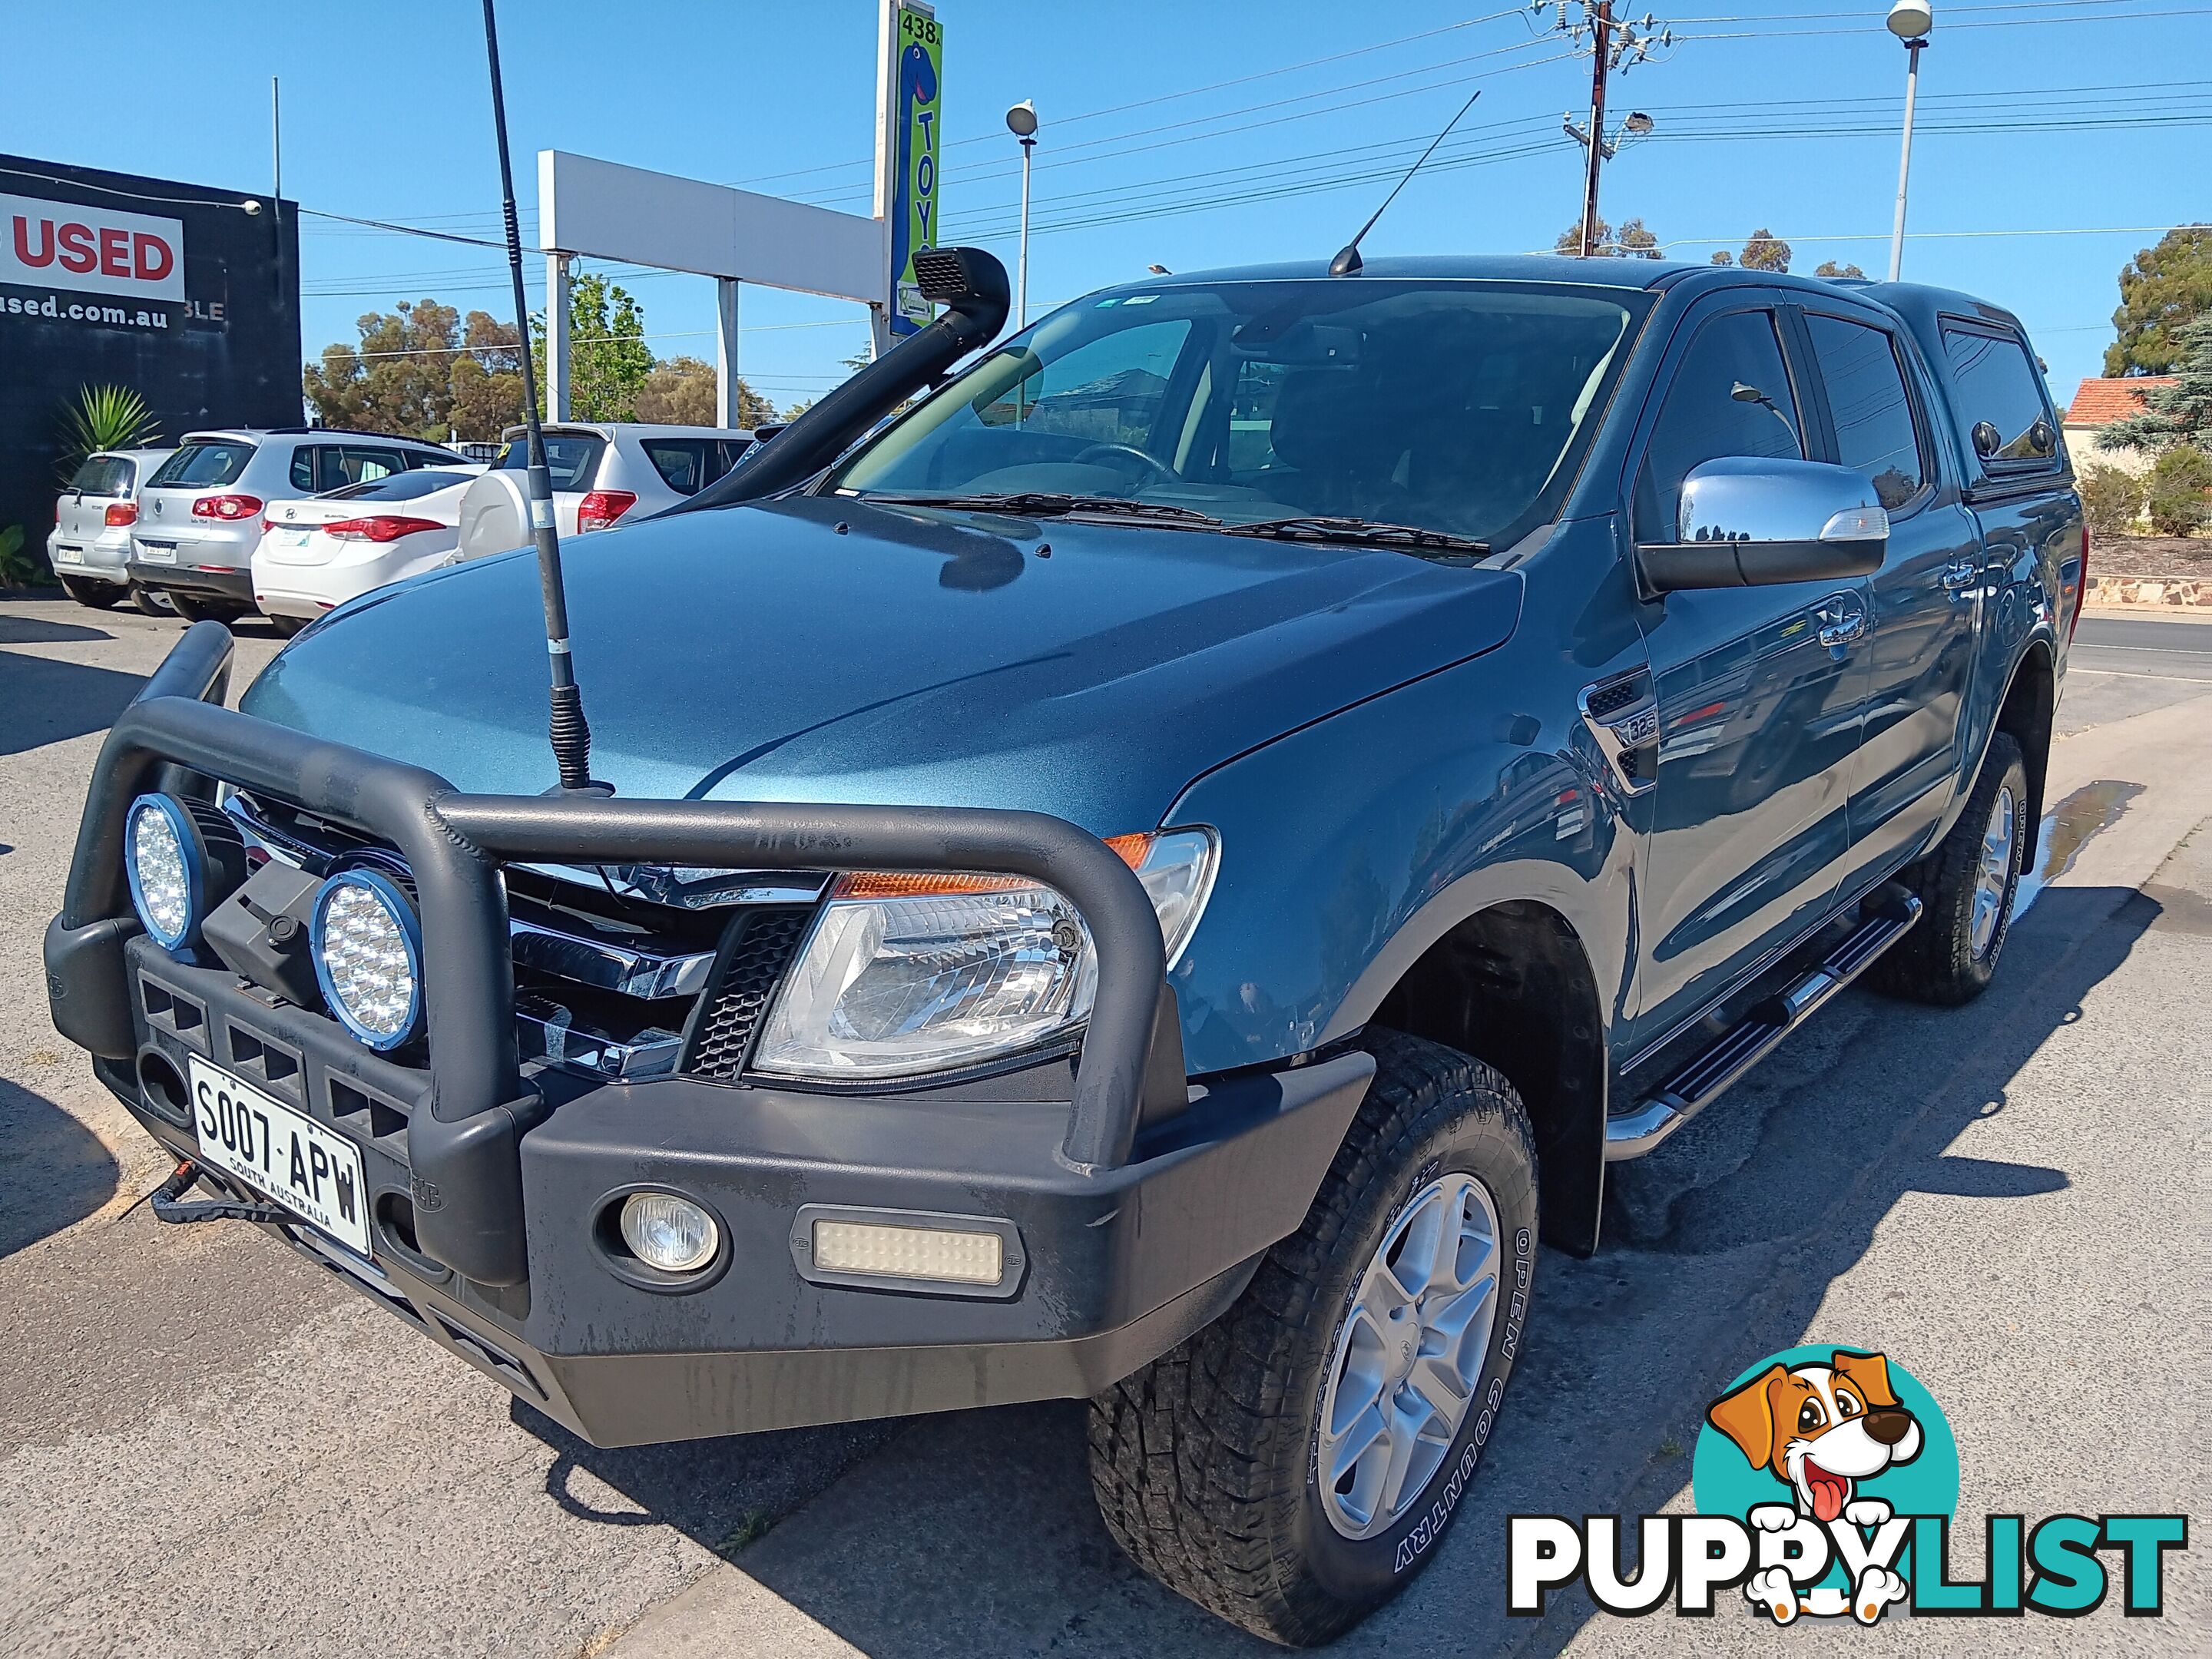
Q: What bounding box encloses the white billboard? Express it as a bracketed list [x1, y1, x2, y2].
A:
[537, 151, 882, 306]
[2, 191, 186, 303]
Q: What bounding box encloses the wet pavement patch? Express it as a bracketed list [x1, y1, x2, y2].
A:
[2012, 780, 2142, 919]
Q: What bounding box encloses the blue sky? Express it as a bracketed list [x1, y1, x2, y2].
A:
[2, 0, 2204, 413]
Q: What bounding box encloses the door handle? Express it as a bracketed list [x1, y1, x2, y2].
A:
[1816, 610, 1868, 650]
[1941, 557, 1979, 592]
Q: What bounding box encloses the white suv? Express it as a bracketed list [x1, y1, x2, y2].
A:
[453, 423, 756, 563]
[131, 429, 466, 623]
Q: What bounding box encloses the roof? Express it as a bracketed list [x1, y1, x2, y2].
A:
[1124, 253, 1694, 292]
[2066, 377, 2174, 426]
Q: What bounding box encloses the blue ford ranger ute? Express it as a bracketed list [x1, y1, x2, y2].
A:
[48, 248, 2082, 1644]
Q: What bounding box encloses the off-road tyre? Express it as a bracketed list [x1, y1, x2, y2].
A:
[169, 591, 246, 625]
[1088, 1028, 1538, 1646]
[1873, 730, 2028, 1006]
[128, 583, 174, 617]
[59, 575, 124, 609]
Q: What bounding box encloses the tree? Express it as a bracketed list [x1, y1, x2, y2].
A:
[304, 300, 523, 440]
[1739, 230, 1791, 274]
[1552, 216, 1661, 258]
[530, 270, 653, 422]
[631, 356, 779, 429]
[2077, 464, 2142, 536]
[445, 312, 525, 442]
[2104, 224, 2212, 376]
[1814, 260, 1866, 280]
[2143, 445, 2212, 537]
[305, 298, 463, 436]
[1709, 250, 1734, 267]
[2101, 313, 2212, 455]
[56, 385, 160, 477]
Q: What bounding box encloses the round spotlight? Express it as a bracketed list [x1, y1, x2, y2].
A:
[124, 793, 244, 952]
[619, 1192, 720, 1273]
[1886, 0, 1932, 39]
[311, 869, 422, 1050]
[1005, 99, 1038, 139]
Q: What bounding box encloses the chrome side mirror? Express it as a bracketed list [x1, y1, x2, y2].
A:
[1637, 456, 1888, 593]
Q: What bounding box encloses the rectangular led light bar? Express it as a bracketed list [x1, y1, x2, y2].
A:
[813, 1220, 1003, 1284]
[790, 1204, 1025, 1297]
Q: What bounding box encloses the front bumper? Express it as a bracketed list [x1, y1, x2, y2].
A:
[50, 623, 1373, 1444]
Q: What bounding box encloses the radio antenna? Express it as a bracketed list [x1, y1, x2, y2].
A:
[482, 0, 601, 793]
[1329, 88, 1483, 276]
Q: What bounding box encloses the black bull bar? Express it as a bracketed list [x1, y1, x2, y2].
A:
[46, 622, 1173, 1287]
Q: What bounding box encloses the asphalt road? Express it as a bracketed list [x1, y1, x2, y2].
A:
[1, 598, 2204, 1657]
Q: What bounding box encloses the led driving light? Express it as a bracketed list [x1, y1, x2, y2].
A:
[618, 1191, 720, 1273]
[812, 1219, 1005, 1286]
[310, 869, 422, 1050]
[124, 792, 246, 953]
[752, 828, 1217, 1081]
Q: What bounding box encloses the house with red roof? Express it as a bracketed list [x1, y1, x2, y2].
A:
[2065, 376, 2174, 476]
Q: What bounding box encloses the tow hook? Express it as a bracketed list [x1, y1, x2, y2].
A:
[147, 1159, 290, 1227]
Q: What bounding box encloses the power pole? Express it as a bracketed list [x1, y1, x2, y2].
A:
[1578, 3, 1611, 259]
[1552, 3, 1671, 257]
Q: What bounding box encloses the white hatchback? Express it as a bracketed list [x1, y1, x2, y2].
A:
[251, 469, 482, 634]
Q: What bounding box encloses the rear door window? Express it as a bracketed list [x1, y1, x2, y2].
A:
[1941, 324, 2058, 472]
[1634, 308, 1806, 541]
[1805, 316, 1927, 509]
[641, 439, 710, 495]
[67, 455, 133, 496]
[338, 447, 408, 487]
[150, 442, 256, 489]
[498, 432, 606, 490]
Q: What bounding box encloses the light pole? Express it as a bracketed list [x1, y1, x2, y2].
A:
[1006, 100, 1038, 326]
[1886, 0, 1932, 283]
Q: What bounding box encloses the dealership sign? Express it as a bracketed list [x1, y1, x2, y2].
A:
[2, 191, 184, 303]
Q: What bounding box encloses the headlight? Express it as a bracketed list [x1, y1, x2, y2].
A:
[311, 869, 423, 1050]
[752, 828, 1216, 1081]
[124, 792, 245, 952]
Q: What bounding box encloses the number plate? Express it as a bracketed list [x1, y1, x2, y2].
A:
[139, 541, 177, 562]
[272, 528, 310, 546]
[187, 1054, 372, 1257]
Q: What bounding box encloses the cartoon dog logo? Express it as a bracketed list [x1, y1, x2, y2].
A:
[1706, 1349, 1922, 1624]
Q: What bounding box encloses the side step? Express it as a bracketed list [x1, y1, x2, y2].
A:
[1604, 886, 1922, 1161]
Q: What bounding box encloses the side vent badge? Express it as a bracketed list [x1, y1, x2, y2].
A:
[1578, 674, 1660, 799]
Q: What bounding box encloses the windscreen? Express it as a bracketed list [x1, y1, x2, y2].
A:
[149, 442, 255, 489]
[326, 469, 475, 502]
[833, 281, 1643, 547]
[497, 432, 605, 492]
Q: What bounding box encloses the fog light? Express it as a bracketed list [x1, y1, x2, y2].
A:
[812, 1219, 1005, 1286]
[124, 792, 246, 953]
[310, 869, 422, 1051]
[618, 1191, 720, 1273]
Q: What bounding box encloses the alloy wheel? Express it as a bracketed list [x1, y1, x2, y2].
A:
[1315, 1171, 1502, 1540]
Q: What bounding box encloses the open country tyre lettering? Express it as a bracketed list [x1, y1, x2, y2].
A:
[1088, 1031, 1538, 1645]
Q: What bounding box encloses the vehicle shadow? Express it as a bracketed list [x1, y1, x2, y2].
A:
[508, 1399, 904, 1561]
[0, 647, 147, 757]
[0, 1076, 121, 1260]
[0, 601, 114, 647]
[525, 881, 2156, 1657]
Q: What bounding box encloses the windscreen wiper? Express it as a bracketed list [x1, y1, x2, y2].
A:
[1218, 516, 1491, 557]
[855, 492, 1227, 526]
